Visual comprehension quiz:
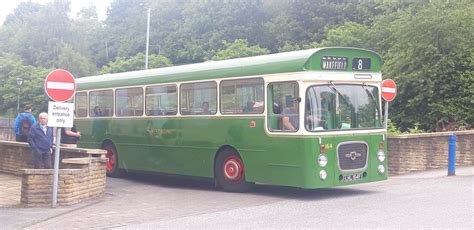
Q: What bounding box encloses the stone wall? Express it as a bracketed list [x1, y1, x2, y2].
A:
[0, 140, 107, 207]
[0, 141, 106, 175]
[387, 130, 473, 175]
[20, 158, 106, 207]
[0, 141, 33, 174]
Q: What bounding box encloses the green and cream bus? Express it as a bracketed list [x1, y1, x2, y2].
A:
[74, 47, 387, 192]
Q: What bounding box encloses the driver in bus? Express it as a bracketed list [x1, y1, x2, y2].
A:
[306, 114, 325, 130]
[305, 102, 325, 131]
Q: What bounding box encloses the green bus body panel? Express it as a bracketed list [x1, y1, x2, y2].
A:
[76, 47, 382, 90]
[76, 117, 387, 189]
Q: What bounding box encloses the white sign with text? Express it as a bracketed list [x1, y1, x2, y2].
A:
[47, 101, 74, 128]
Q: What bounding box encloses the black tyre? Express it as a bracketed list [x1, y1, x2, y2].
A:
[215, 148, 252, 192]
[103, 143, 124, 177]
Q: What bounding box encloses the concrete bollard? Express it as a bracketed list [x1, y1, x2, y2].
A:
[447, 134, 457, 176]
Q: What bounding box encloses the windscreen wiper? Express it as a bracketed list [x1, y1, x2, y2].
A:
[362, 83, 379, 112]
[328, 81, 353, 109]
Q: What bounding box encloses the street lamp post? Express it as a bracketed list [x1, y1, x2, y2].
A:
[16, 78, 23, 114]
[145, 7, 151, 70]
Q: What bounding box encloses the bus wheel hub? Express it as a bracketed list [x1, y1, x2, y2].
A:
[106, 150, 115, 171]
[224, 157, 242, 181]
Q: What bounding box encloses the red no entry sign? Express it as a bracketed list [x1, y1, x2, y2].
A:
[44, 69, 76, 102]
[381, 79, 397, 102]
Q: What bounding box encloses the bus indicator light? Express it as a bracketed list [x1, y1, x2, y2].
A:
[249, 121, 256, 128]
[320, 145, 325, 154]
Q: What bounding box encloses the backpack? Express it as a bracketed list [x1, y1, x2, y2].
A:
[20, 114, 32, 136]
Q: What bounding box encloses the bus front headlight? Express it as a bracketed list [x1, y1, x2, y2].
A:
[318, 154, 328, 167]
[319, 170, 327, 180]
[378, 165, 385, 174]
[377, 150, 385, 162]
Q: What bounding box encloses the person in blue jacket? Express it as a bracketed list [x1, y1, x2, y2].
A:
[27, 112, 53, 169]
[14, 105, 36, 142]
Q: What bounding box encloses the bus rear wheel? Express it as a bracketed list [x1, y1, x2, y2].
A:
[215, 149, 252, 192]
[103, 143, 124, 177]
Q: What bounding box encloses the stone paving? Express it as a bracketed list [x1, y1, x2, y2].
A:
[0, 167, 472, 229]
[0, 173, 21, 207]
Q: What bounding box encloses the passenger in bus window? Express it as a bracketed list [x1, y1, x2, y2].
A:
[93, 106, 102, 117]
[92, 106, 107, 117]
[243, 101, 254, 113]
[201, 102, 211, 114]
[282, 98, 299, 130]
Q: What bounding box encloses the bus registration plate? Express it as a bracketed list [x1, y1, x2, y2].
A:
[341, 173, 363, 182]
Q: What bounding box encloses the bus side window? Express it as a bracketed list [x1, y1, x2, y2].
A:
[146, 85, 177, 116]
[180, 81, 217, 115]
[267, 82, 298, 131]
[220, 78, 264, 115]
[90, 89, 113, 117]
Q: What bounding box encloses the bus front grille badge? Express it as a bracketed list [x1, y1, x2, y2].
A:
[345, 151, 362, 161]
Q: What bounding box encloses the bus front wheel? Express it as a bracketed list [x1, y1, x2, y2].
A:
[103, 143, 124, 177]
[215, 149, 252, 192]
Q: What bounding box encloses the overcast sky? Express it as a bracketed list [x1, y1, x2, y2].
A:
[0, 0, 112, 24]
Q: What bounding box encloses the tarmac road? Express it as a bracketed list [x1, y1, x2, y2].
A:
[1, 166, 472, 229]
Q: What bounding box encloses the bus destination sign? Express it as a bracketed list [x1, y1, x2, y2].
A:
[321, 56, 347, 70]
[352, 57, 371, 71]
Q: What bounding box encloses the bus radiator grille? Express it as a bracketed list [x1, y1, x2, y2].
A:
[337, 142, 368, 170]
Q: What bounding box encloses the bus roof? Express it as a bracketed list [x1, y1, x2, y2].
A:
[76, 47, 382, 90]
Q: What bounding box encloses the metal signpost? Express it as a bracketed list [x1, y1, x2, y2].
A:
[44, 69, 76, 208]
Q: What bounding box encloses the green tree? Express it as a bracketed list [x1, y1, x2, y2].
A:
[212, 39, 269, 61]
[101, 53, 173, 74]
[0, 1, 73, 67]
[305, 22, 372, 49]
[310, 0, 473, 131]
[104, 0, 269, 64]
[263, 0, 382, 51]
[166, 0, 269, 63]
[382, 0, 474, 131]
[103, 0, 150, 60]
[0, 1, 106, 72]
[70, 4, 108, 68]
[56, 43, 97, 77]
[0, 53, 51, 117]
